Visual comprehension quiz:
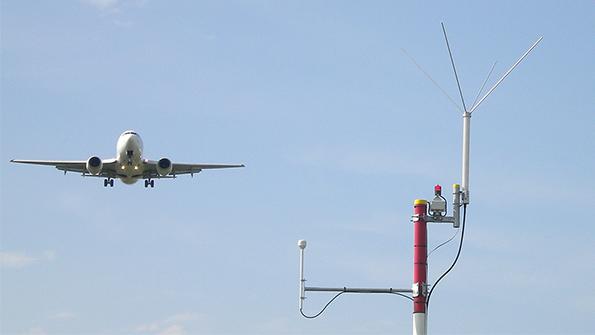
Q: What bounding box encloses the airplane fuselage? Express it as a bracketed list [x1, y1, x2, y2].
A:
[115, 130, 144, 184]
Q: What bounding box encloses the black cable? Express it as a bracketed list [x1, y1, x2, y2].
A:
[390, 292, 414, 302]
[426, 203, 467, 307]
[300, 291, 345, 319]
[439, 194, 448, 215]
[299, 290, 414, 319]
[428, 230, 459, 258]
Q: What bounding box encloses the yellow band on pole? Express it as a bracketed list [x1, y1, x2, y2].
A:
[414, 199, 427, 206]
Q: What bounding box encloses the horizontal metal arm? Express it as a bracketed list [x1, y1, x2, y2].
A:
[412, 214, 457, 224]
[425, 215, 456, 224]
[305, 286, 412, 294]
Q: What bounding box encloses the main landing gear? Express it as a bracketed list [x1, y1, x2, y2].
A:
[144, 179, 155, 188]
[104, 178, 114, 187]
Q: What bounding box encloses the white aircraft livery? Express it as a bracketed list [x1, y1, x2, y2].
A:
[10, 130, 244, 188]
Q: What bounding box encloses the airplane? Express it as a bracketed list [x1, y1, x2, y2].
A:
[10, 130, 245, 188]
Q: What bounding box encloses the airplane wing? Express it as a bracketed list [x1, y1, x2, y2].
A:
[10, 159, 118, 177]
[143, 160, 245, 178]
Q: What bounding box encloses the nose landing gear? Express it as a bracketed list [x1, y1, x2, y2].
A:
[127, 150, 134, 166]
[144, 179, 155, 188]
[103, 178, 114, 187]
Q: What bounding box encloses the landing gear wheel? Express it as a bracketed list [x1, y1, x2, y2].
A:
[150, 180, 155, 188]
[109, 179, 114, 187]
[104, 179, 108, 187]
[144, 179, 149, 188]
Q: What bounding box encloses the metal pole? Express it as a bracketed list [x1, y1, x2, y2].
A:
[413, 200, 428, 335]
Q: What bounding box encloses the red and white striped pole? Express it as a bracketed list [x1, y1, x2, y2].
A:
[412, 199, 428, 335]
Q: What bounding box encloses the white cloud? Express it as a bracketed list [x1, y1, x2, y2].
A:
[136, 322, 159, 333]
[135, 313, 204, 335]
[81, 0, 147, 12]
[163, 313, 200, 324]
[50, 311, 76, 320]
[0, 252, 36, 268]
[0, 250, 56, 268]
[43, 250, 56, 261]
[19, 327, 47, 335]
[81, 0, 120, 10]
[158, 324, 185, 335]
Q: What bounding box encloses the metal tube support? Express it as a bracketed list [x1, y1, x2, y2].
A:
[452, 183, 461, 228]
[461, 112, 471, 204]
[413, 200, 428, 335]
[298, 240, 307, 310]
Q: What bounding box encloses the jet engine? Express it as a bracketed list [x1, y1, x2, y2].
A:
[86, 156, 103, 175]
[157, 158, 172, 176]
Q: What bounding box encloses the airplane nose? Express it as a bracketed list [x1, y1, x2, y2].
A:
[124, 135, 135, 146]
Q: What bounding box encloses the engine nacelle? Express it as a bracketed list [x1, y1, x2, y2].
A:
[157, 158, 172, 176]
[86, 156, 103, 175]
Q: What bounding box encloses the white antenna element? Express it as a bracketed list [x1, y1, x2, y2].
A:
[468, 36, 543, 114]
[471, 61, 498, 108]
[400, 48, 464, 113]
[460, 36, 543, 204]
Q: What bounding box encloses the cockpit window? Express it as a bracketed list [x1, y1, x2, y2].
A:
[123, 131, 138, 136]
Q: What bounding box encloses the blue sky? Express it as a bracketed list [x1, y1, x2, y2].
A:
[1, 1, 594, 334]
